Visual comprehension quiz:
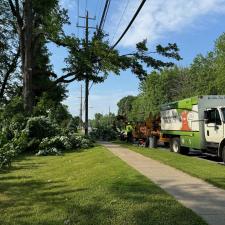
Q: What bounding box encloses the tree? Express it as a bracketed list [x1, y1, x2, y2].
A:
[0, 1, 20, 102]
[6, 0, 70, 113]
[117, 96, 137, 118]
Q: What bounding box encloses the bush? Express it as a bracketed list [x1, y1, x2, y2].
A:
[39, 136, 72, 151]
[11, 131, 29, 153]
[25, 116, 58, 139]
[0, 143, 16, 168]
[0, 132, 8, 148]
[36, 135, 93, 156]
[90, 126, 117, 141]
[69, 135, 94, 149]
[36, 147, 61, 156]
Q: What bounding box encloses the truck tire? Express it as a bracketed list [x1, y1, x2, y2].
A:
[170, 137, 189, 154]
[180, 147, 190, 155]
[222, 146, 225, 164]
[170, 138, 181, 153]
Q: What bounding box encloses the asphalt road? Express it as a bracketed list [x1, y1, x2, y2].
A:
[139, 142, 225, 166]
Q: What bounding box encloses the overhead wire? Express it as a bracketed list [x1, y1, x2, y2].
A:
[101, 0, 111, 30]
[85, 0, 88, 13]
[94, 0, 101, 18]
[89, 0, 111, 92]
[111, 0, 147, 49]
[98, 0, 111, 31]
[110, 0, 130, 45]
[77, 0, 80, 38]
[97, 0, 104, 25]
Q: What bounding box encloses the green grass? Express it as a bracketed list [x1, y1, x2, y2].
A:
[0, 146, 207, 225]
[115, 141, 225, 190]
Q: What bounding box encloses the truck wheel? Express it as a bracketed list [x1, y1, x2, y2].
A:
[222, 146, 225, 164]
[180, 147, 190, 155]
[170, 138, 181, 153]
[145, 138, 149, 147]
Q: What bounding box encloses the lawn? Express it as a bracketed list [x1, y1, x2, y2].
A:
[0, 146, 207, 225]
[116, 141, 225, 190]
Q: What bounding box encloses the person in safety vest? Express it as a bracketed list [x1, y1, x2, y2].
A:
[126, 122, 133, 143]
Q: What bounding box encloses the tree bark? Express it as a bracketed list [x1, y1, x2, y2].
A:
[23, 0, 33, 113]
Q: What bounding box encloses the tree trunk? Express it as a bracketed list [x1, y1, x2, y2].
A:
[23, 0, 33, 113]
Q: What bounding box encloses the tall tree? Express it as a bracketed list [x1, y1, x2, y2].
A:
[7, 0, 70, 113]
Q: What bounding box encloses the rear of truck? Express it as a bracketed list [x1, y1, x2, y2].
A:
[160, 96, 202, 154]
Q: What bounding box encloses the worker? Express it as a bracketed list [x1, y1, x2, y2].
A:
[126, 122, 133, 143]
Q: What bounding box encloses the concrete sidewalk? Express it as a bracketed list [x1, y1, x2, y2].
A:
[101, 142, 225, 225]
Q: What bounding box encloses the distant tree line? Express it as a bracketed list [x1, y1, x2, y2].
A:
[117, 33, 225, 122]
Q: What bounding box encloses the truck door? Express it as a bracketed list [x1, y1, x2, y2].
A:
[204, 108, 224, 143]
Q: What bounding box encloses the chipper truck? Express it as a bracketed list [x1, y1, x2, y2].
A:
[160, 95, 225, 162]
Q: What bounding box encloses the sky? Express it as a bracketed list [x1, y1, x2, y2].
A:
[48, 0, 225, 119]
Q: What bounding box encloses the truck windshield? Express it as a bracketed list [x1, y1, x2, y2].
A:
[221, 108, 225, 122]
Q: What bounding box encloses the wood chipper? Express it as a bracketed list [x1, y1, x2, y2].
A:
[132, 115, 170, 147]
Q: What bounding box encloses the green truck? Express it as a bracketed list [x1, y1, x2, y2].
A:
[160, 95, 225, 162]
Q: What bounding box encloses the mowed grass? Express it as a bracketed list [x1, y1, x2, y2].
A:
[0, 146, 207, 225]
[116, 141, 225, 190]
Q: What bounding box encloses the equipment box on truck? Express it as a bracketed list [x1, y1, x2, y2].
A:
[160, 95, 225, 162]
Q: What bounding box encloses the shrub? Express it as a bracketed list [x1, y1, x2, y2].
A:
[0, 132, 8, 148]
[11, 131, 29, 153]
[25, 116, 58, 139]
[36, 135, 93, 156]
[36, 148, 61, 156]
[90, 126, 117, 141]
[69, 135, 94, 149]
[0, 143, 16, 168]
[39, 136, 72, 151]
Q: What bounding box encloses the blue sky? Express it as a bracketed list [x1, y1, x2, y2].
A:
[48, 0, 225, 119]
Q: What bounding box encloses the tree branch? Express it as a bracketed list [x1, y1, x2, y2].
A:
[8, 0, 23, 29]
[0, 47, 20, 99]
[54, 72, 76, 84]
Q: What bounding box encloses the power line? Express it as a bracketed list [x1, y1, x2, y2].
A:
[97, 0, 104, 25]
[85, 0, 88, 13]
[98, 0, 111, 31]
[101, 0, 110, 30]
[95, 0, 101, 17]
[77, 0, 80, 37]
[111, 0, 147, 49]
[110, 0, 130, 45]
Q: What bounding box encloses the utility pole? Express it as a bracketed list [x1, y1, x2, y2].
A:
[85, 11, 89, 136]
[79, 84, 83, 128]
[77, 11, 96, 136]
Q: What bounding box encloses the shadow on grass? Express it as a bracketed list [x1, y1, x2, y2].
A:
[107, 175, 207, 225]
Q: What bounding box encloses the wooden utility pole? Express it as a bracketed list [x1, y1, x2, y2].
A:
[85, 11, 89, 136]
[79, 84, 83, 128]
[77, 11, 96, 135]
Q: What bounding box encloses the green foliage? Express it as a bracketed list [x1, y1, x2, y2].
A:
[36, 135, 93, 156]
[89, 113, 118, 141]
[90, 126, 117, 141]
[25, 116, 58, 139]
[0, 143, 16, 168]
[67, 116, 80, 133]
[119, 32, 225, 122]
[59, 32, 181, 84]
[117, 96, 137, 118]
